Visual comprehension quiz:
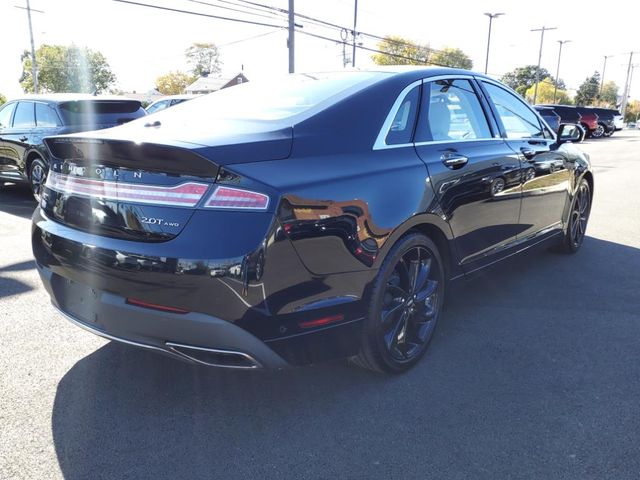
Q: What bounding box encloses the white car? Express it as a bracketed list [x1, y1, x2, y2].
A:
[146, 94, 199, 114]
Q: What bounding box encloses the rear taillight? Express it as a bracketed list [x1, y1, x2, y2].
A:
[46, 171, 209, 207]
[204, 186, 269, 210]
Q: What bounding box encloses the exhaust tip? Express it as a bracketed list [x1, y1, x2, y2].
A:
[166, 342, 261, 369]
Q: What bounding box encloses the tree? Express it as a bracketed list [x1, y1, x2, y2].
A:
[0, 93, 6, 106]
[575, 72, 601, 106]
[155, 71, 196, 95]
[430, 47, 473, 70]
[624, 99, 640, 123]
[185, 42, 221, 77]
[597, 81, 618, 108]
[371, 36, 430, 65]
[20, 44, 116, 93]
[501, 65, 554, 96]
[525, 79, 572, 104]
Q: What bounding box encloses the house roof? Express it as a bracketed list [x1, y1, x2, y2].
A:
[185, 73, 248, 93]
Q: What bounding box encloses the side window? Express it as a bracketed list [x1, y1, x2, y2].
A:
[385, 85, 420, 145]
[482, 82, 544, 139]
[35, 103, 61, 127]
[147, 100, 168, 114]
[12, 102, 36, 128]
[0, 102, 17, 129]
[416, 79, 492, 142]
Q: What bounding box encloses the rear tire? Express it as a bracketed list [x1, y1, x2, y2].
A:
[352, 233, 445, 374]
[591, 124, 605, 138]
[28, 157, 47, 202]
[560, 178, 591, 254]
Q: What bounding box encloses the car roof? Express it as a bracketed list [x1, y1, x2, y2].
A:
[8, 93, 140, 104]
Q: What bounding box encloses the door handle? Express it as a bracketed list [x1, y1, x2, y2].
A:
[520, 147, 536, 159]
[440, 153, 468, 169]
[19, 136, 28, 142]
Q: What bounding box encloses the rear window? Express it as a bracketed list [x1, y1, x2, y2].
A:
[59, 100, 144, 126]
[154, 72, 386, 122]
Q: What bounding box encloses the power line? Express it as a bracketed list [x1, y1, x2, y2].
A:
[112, 0, 287, 28]
[182, 0, 284, 21]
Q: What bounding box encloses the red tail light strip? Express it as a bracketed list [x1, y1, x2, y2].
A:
[46, 172, 209, 207]
[204, 186, 270, 210]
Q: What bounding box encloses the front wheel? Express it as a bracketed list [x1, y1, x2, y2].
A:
[561, 178, 591, 253]
[591, 124, 605, 139]
[29, 158, 47, 202]
[352, 233, 445, 373]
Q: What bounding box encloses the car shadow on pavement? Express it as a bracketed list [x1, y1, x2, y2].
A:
[0, 261, 36, 299]
[51, 236, 640, 480]
[0, 183, 36, 219]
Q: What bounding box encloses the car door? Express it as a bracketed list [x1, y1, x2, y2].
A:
[413, 77, 525, 268]
[0, 101, 18, 176]
[479, 80, 570, 240]
[2, 101, 36, 179]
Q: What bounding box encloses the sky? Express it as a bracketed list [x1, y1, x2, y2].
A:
[1, 0, 639, 102]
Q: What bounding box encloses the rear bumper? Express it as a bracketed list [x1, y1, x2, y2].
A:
[38, 264, 289, 369]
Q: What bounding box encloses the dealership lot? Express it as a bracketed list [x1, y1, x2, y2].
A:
[1, 131, 639, 479]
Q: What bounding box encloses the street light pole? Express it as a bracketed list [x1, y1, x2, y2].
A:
[600, 55, 611, 94]
[531, 26, 557, 104]
[553, 40, 571, 104]
[621, 52, 637, 119]
[287, 0, 294, 73]
[484, 12, 504, 74]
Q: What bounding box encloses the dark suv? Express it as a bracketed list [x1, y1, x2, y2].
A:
[0, 95, 146, 199]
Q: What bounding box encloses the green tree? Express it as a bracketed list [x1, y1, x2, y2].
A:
[575, 72, 601, 106]
[525, 79, 572, 104]
[0, 93, 6, 106]
[371, 36, 430, 65]
[185, 42, 221, 77]
[20, 44, 116, 93]
[501, 65, 555, 96]
[624, 99, 640, 123]
[430, 47, 473, 70]
[155, 71, 196, 95]
[597, 81, 618, 108]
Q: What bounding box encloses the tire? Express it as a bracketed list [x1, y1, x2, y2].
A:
[560, 178, 591, 253]
[590, 124, 605, 139]
[28, 157, 47, 202]
[352, 233, 445, 373]
[490, 177, 506, 196]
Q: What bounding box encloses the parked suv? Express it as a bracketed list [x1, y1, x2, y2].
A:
[591, 108, 616, 137]
[0, 94, 146, 199]
[534, 106, 561, 133]
[574, 107, 600, 138]
[538, 104, 581, 126]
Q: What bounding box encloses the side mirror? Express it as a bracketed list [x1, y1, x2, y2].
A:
[557, 123, 585, 144]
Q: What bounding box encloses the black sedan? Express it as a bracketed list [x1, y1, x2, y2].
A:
[0, 94, 146, 199]
[32, 68, 593, 373]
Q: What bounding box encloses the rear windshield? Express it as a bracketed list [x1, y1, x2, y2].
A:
[154, 72, 386, 122]
[59, 100, 144, 125]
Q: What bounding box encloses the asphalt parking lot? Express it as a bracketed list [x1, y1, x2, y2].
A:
[1, 131, 639, 480]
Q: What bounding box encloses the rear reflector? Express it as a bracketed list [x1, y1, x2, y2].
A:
[126, 297, 190, 314]
[46, 171, 209, 207]
[299, 314, 345, 329]
[204, 186, 269, 210]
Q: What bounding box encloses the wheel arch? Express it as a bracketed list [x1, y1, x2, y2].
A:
[373, 214, 461, 280]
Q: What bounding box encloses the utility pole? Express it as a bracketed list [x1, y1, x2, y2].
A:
[351, 0, 358, 67]
[553, 40, 570, 104]
[483, 13, 504, 74]
[620, 52, 636, 119]
[600, 55, 611, 94]
[287, 0, 294, 73]
[531, 26, 557, 104]
[16, 0, 42, 93]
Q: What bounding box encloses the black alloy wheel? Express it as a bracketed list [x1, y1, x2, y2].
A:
[353, 234, 444, 373]
[29, 158, 47, 202]
[562, 179, 591, 253]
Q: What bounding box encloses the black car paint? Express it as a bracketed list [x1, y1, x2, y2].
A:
[0, 97, 146, 186]
[32, 68, 593, 368]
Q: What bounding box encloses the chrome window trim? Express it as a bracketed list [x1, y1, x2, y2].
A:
[414, 138, 505, 147]
[373, 79, 422, 151]
[373, 74, 498, 150]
